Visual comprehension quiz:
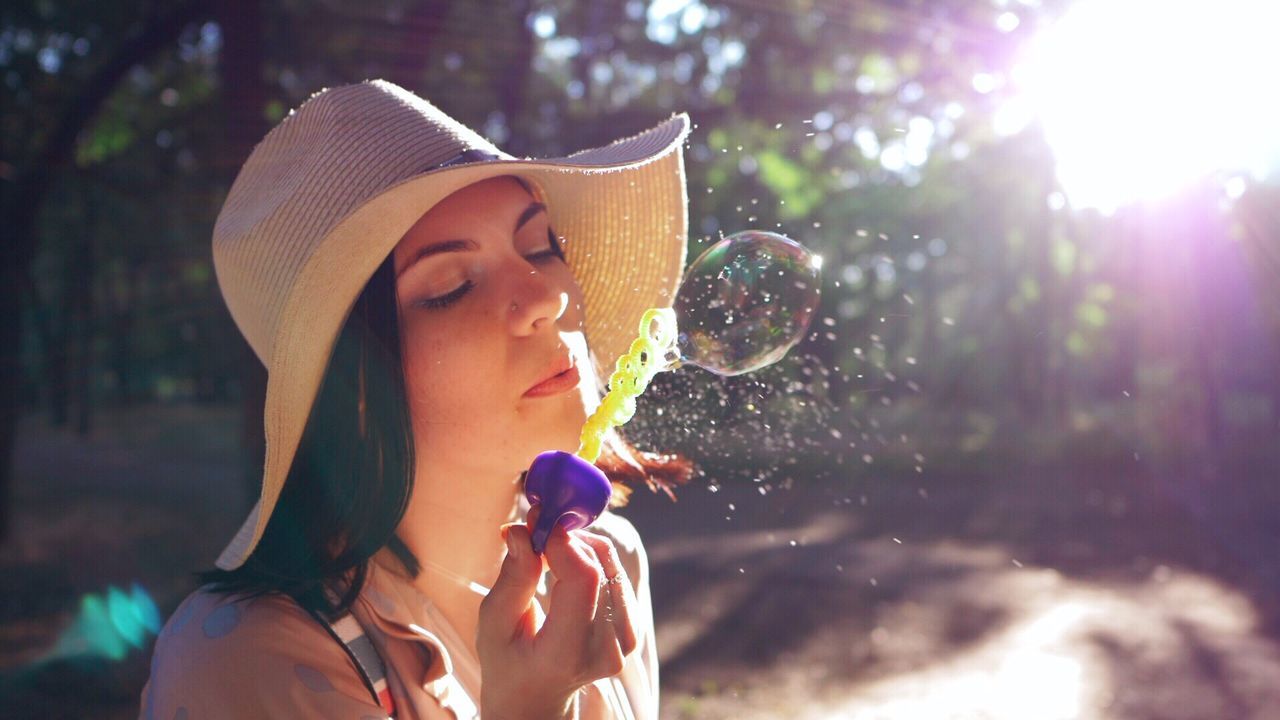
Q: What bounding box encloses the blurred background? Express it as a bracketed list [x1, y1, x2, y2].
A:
[2, 0, 1279, 717]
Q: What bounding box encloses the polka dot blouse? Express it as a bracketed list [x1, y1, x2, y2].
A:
[139, 511, 658, 719]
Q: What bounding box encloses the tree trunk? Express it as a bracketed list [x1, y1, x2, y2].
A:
[1107, 208, 1140, 397]
[1235, 185, 1280, 425]
[1026, 178, 1054, 422]
[47, 309, 71, 428]
[0, 266, 22, 543]
[499, 0, 535, 156]
[1185, 187, 1227, 474]
[1003, 227, 1031, 418]
[109, 263, 139, 406]
[72, 179, 98, 436]
[920, 240, 938, 389]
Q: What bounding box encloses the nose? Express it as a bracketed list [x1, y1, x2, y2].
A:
[508, 264, 568, 336]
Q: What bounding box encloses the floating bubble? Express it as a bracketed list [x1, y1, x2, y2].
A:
[673, 230, 823, 376]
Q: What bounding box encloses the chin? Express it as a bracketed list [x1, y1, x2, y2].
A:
[523, 422, 584, 463]
[512, 392, 587, 462]
[543, 425, 585, 456]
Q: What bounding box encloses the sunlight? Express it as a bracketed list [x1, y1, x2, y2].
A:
[1013, 0, 1280, 212]
[841, 599, 1093, 720]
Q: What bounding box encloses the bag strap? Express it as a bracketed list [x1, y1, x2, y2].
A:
[306, 605, 397, 717]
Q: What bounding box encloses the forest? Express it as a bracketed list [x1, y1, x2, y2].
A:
[2, 1, 1278, 717]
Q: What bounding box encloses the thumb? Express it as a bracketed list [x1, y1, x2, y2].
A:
[480, 524, 543, 639]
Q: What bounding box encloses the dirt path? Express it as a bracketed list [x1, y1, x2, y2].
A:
[620, 452, 1280, 719]
[3, 404, 1278, 719]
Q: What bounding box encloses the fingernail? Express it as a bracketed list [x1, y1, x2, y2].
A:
[505, 529, 523, 559]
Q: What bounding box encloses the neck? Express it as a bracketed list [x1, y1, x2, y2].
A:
[395, 465, 526, 650]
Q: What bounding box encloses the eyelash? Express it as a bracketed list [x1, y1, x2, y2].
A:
[416, 228, 565, 310]
[417, 279, 475, 310]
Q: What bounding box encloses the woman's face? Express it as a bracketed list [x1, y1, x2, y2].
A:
[393, 176, 590, 480]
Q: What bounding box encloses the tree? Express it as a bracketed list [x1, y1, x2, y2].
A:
[1, 0, 216, 540]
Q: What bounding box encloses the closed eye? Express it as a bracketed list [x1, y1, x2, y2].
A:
[415, 279, 474, 310]
[528, 250, 559, 262]
[414, 227, 564, 311]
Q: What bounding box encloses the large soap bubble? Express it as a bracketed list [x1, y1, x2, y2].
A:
[673, 230, 823, 376]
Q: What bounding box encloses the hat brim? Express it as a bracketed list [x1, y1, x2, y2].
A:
[216, 113, 690, 570]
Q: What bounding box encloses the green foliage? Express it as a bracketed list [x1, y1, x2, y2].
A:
[4, 0, 1275, 447]
[75, 110, 135, 165]
[755, 149, 822, 218]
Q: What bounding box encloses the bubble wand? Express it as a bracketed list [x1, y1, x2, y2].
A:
[524, 231, 823, 553]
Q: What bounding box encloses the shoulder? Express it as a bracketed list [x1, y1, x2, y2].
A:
[590, 509, 643, 554]
[150, 587, 326, 665]
[587, 510, 649, 584]
[141, 587, 380, 718]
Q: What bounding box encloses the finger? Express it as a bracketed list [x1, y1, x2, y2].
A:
[578, 532, 640, 657]
[583, 579, 629, 679]
[585, 622, 628, 681]
[525, 504, 550, 572]
[539, 523, 605, 652]
[478, 523, 543, 646]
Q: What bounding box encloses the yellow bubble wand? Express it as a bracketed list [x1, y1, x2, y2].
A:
[576, 307, 679, 463]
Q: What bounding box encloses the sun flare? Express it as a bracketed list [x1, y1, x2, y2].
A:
[1014, 0, 1280, 212]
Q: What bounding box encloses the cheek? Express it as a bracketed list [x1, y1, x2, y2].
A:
[399, 320, 472, 414]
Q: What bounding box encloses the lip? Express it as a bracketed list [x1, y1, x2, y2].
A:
[524, 355, 579, 397]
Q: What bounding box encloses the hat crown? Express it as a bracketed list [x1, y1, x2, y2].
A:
[212, 79, 506, 366]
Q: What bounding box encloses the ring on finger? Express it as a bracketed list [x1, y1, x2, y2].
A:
[597, 576, 617, 621]
[598, 574, 624, 588]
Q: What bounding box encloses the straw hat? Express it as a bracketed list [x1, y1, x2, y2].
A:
[211, 79, 690, 570]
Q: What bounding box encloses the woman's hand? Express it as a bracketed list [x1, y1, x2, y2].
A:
[476, 505, 641, 720]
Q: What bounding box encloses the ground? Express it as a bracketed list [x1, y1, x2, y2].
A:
[1, 404, 1277, 719]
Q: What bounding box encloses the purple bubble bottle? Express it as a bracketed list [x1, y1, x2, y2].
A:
[523, 450, 613, 554]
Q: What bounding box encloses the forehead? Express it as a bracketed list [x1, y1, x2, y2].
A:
[421, 176, 533, 224]
[395, 176, 538, 250]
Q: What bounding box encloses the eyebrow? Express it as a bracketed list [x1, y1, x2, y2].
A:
[514, 202, 548, 234]
[397, 202, 547, 279]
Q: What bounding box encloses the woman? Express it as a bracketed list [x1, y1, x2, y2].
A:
[139, 79, 695, 719]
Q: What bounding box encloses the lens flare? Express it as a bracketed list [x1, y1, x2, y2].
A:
[1015, 0, 1280, 211]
